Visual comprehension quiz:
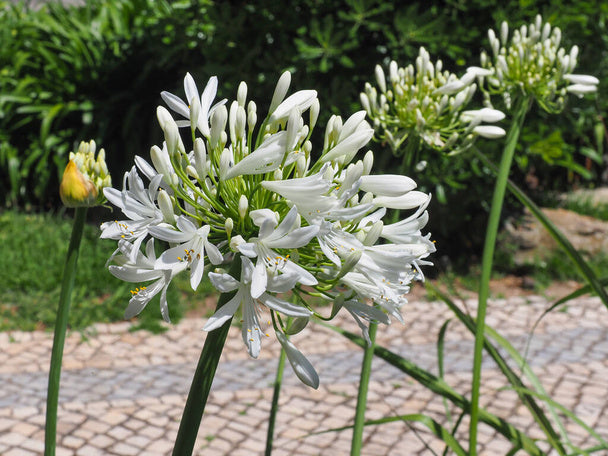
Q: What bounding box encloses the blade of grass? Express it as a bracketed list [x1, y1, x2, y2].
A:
[437, 320, 453, 429]
[522, 278, 608, 363]
[508, 386, 608, 450]
[474, 149, 608, 309]
[320, 414, 468, 456]
[428, 282, 569, 453]
[321, 321, 545, 455]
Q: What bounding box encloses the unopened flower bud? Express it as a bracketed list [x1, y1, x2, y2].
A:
[59, 140, 110, 208]
[237, 81, 247, 107]
[269, 71, 291, 114]
[238, 195, 248, 220]
[193, 138, 207, 180]
[158, 189, 175, 224]
[225, 217, 234, 237]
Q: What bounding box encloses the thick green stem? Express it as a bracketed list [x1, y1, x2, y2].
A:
[350, 321, 378, 455]
[265, 345, 286, 456]
[172, 257, 241, 456]
[45, 207, 87, 456]
[469, 98, 529, 455]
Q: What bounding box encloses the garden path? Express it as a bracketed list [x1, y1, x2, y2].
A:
[1, 292, 608, 455]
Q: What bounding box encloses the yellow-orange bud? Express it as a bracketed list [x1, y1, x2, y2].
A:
[59, 160, 98, 207]
[59, 140, 111, 207]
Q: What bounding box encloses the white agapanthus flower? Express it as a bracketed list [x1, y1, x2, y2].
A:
[101, 70, 435, 388]
[480, 14, 598, 112]
[362, 47, 506, 155]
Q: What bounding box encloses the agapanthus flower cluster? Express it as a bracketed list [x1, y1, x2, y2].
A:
[59, 140, 111, 208]
[480, 15, 599, 112]
[101, 71, 435, 388]
[361, 47, 506, 156]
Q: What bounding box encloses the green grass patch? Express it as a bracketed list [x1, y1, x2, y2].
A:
[0, 209, 215, 332]
[561, 195, 608, 221]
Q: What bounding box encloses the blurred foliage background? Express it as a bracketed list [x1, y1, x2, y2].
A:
[1, 0, 606, 268]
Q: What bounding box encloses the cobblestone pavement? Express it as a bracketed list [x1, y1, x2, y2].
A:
[2, 294, 608, 455]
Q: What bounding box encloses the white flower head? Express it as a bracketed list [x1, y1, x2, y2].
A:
[363, 47, 506, 155]
[480, 15, 598, 112]
[102, 70, 434, 387]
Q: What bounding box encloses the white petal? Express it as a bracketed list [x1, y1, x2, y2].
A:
[321, 128, 374, 163]
[241, 295, 261, 358]
[269, 90, 317, 122]
[208, 271, 240, 293]
[267, 225, 318, 249]
[109, 265, 163, 283]
[184, 73, 199, 109]
[338, 111, 368, 142]
[259, 293, 312, 317]
[203, 292, 241, 331]
[223, 132, 287, 180]
[250, 259, 268, 299]
[161, 91, 189, 119]
[124, 276, 165, 319]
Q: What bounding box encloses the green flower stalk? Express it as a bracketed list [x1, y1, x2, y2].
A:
[468, 15, 599, 456]
[46, 140, 110, 456]
[100, 71, 436, 455]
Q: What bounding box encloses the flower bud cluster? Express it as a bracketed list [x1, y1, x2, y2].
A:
[101, 71, 435, 388]
[59, 140, 111, 208]
[481, 15, 598, 112]
[361, 47, 506, 155]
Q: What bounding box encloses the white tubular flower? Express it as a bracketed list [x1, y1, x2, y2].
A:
[341, 298, 390, 344]
[109, 239, 187, 323]
[102, 70, 434, 387]
[161, 73, 227, 137]
[269, 90, 317, 124]
[237, 206, 318, 298]
[204, 257, 312, 358]
[480, 15, 598, 112]
[100, 167, 164, 261]
[222, 131, 287, 180]
[149, 216, 223, 290]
